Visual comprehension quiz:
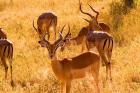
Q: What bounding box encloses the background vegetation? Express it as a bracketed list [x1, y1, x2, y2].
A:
[0, 0, 140, 93]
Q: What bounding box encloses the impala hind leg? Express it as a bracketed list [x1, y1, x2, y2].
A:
[107, 41, 113, 81]
[9, 59, 14, 86]
[47, 31, 50, 40]
[98, 50, 110, 81]
[1, 58, 8, 79]
[107, 52, 112, 82]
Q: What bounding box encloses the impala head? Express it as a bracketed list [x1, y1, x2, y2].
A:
[38, 25, 71, 59]
[79, 1, 102, 31]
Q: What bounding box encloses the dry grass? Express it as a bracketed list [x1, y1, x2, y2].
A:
[0, 0, 140, 93]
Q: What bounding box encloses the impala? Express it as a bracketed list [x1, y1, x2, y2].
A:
[60, 2, 114, 81]
[0, 28, 7, 39]
[0, 39, 14, 86]
[33, 12, 57, 40]
[38, 26, 101, 93]
[86, 31, 113, 81]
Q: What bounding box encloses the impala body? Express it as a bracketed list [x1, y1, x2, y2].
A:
[38, 26, 101, 93]
[0, 39, 14, 86]
[51, 52, 100, 93]
[33, 12, 57, 40]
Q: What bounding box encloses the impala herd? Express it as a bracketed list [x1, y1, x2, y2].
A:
[0, 1, 113, 93]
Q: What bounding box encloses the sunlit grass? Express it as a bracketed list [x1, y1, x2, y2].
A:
[0, 0, 140, 93]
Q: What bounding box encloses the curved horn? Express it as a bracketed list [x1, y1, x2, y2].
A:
[79, 1, 93, 18]
[64, 25, 71, 39]
[67, 24, 70, 35]
[88, 4, 99, 19]
[60, 24, 66, 34]
[59, 32, 63, 40]
[59, 25, 66, 39]
[33, 20, 38, 32]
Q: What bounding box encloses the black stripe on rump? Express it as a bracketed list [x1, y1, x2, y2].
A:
[8, 45, 11, 58]
[103, 39, 108, 50]
[3, 46, 7, 57]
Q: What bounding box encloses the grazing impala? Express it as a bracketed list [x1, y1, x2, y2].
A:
[38, 26, 101, 93]
[33, 12, 57, 40]
[0, 39, 14, 86]
[0, 28, 7, 39]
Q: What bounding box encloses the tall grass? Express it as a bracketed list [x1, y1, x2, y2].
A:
[0, 0, 140, 93]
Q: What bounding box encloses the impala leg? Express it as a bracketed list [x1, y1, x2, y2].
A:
[47, 31, 50, 40]
[81, 41, 85, 52]
[81, 37, 86, 52]
[1, 58, 8, 79]
[86, 41, 90, 51]
[98, 49, 110, 81]
[66, 81, 71, 93]
[107, 51, 112, 81]
[92, 62, 100, 93]
[108, 63, 112, 82]
[107, 39, 113, 81]
[61, 81, 66, 93]
[9, 59, 14, 86]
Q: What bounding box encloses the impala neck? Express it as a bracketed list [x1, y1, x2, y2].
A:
[51, 56, 64, 80]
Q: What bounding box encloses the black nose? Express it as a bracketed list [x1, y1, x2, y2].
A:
[38, 41, 41, 43]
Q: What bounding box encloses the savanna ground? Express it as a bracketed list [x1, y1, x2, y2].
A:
[0, 0, 140, 93]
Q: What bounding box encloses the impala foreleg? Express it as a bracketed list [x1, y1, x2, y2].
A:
[66, 81, 71, 93]
[91, 61, 100, 93]
[61, 82, 66, 93]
